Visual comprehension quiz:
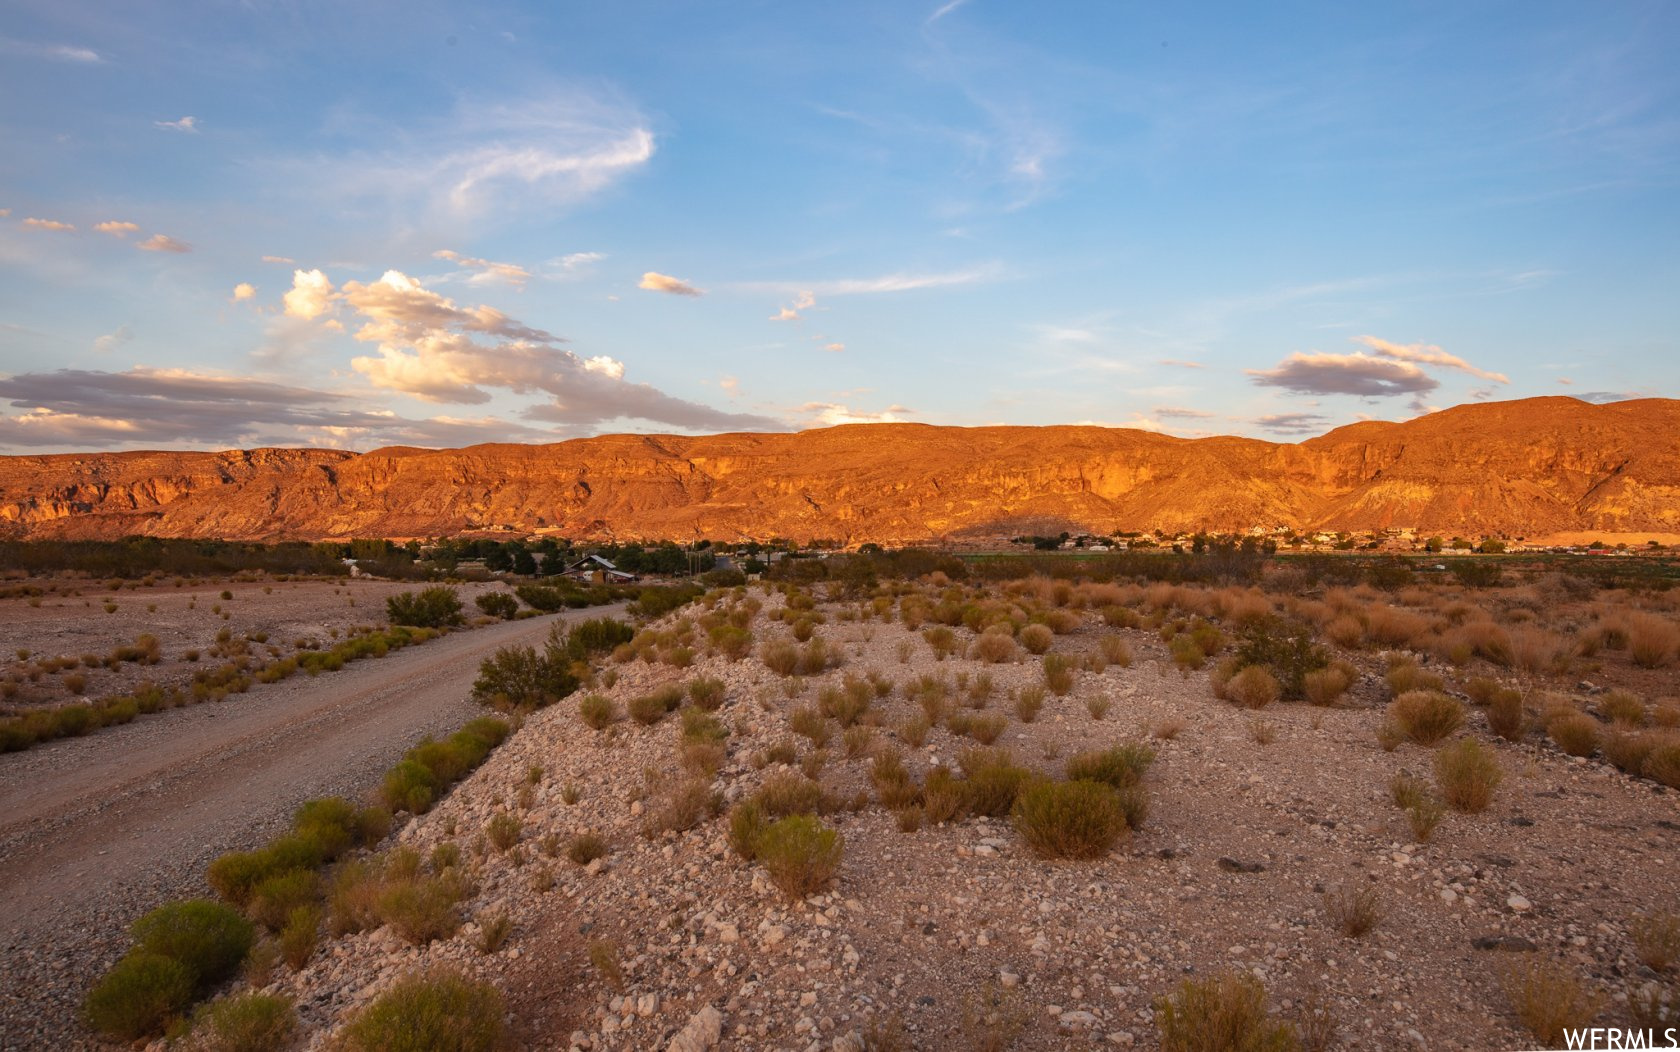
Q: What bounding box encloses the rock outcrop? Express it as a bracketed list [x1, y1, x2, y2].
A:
[1, 396, 1676, 542]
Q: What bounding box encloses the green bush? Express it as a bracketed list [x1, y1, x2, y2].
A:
[379, 758, 439, 814]
[339, 969, 504, 1052]
[279, 905, 320, 970]
[130, 899, 255, 990]
[386, 586, 464, 628]
[1156, 971, 1299, 1052]
[84, 952, 195, 1040]
[553, 617, 635, 662]
[628, 584, 704, 619]
[182, 991, 297, 1052]
[959, 749, 1033, 817]
[376, 874, 466, 945]
[688, 675, 727, 710]
[755, 815, 844, 901]
[1233, 617, 1328, 701]
[474, 592, 519, 620]
[1064, 742, 1155, 789]
[1012, 779, 1127, 859]
[248, 870, 318, 932]
[471, 644, 577, 709]
[206, 838, 322, 904]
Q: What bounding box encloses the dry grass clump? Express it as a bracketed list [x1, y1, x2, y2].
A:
[1365, 605, 1430, 648]
[566, 832, 609, 866]
[1487, 688, 1526, 742]
[642, 778, 723, 835]
[1630, 913, 1680, 973]
[755, 770, 829, 818]
[1302, 662, 1355, 706]
[687, 675, 726, 710]
[1018, 623, 1054, 655]
[1500, 957, 1603, 1048]
[1042, 653, 1075, 696]
[1509, 625, 1566, 674]
[1224, 665, 1281, 709]
[1384, 658, 1444, 697]
[179, 991, 296, 1052]
[869, 750, 920, 810]
[788, 705, 831, 747]
[972, 628, 1019, 664]
[957, 747, 1034, 817]
[1628, 613, 1680, 668]
[1387, 690, 1464, 746]
[1322, 884, 1384, 937]
[627, 684, 684, 725]
[1011, 779, 1127, 860]
[1434, 738, 1503, 812]
[577, 694, 616, 730]
[1064, 742, 1155, 788]
[1645, 738, 1680, 789]
[1457, 619, 1514, 666]
[1599, 689, 1647, 726]
[1323, 614, 1364, 649]
[1098, 634, 1133, 667]
[1014, 685, 1045, 723]
[1545, 709, 1601, 757]
[1155, 971, 1298, 1052]
[1600, 729, 1660, 775]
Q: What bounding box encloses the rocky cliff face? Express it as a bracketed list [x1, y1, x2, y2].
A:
[1, 397, 1676, 543]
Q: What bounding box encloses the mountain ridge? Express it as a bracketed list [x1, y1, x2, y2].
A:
[2, 396, 1676, 543]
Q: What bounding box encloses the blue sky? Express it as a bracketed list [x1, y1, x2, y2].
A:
[1, 0, 1676, 453]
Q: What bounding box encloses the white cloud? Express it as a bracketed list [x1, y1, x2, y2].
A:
[799, 402, 913, 428]
[1159, 359, 1205, 369]
[22, 218, 75, 232]
[137, 233, 191, 253]
[824, 342, 845, 353]
[283, 269, 336, 320]
[739, 265, 999, 297]
[553, 251, 604, 276]
[261, 255, 295, 264]
[770, 290, 817, 322]
[93, 324, 133, 353]
[1353, 335, 1509, 384]
[639, 271, 703, 296]
[433, 249, 531, 288]
[232, 283, 256, 301]
[94, 220, 140, 237]
[155, 116, 199, 133]
[719, 376, 739, 396]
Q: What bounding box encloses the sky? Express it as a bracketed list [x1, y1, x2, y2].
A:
[1, 1, 1677, 454]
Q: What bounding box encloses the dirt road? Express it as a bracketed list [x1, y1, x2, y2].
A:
[0, 605, 620, 1050]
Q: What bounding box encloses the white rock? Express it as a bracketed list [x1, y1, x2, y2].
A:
[666, 1005, 723, 1052]
[1508, 895, 1532, 913]
[1060, 1010, 1100, 1028]
[717, 923, 740, 944]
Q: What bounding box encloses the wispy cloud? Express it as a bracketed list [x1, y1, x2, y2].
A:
[927, 0, 973, 23]
[1154, 406, 1214, 419]
[137, 233, 191, 253]
[1158, 359, 1205, 369]
[261, 255, 295, 264]
[1354, 335, 1509, 384]
[639, 271, 702, 296]
[1255, 412, 1332, 436]
[770, 290, 816, 321]
[92, 324, 132, 353]
[433, 249, 530, 288]
[0, 36, 100, 63]
[22, 218, 75, 232]
[824, 342, 845, 353]
[94, 221, 139, 237]
[738, 265, 999, 298]
[155, 116, 199, 133]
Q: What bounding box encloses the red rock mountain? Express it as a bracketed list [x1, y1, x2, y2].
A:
[1, 397, 1676, 543]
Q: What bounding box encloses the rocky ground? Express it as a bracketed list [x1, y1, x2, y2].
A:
[258, 585, 1679, 1051]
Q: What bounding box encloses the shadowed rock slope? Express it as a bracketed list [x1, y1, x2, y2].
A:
[1, 397, 1676, 542]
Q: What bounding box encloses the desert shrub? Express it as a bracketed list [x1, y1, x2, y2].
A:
[628, 683, 685, 725]
[386, 587, 463, 629]
[1501, 958, 1603, 1048]
[130, 899, 256, 989]
[1488, 688, 1526, 742]
[688, 675, 727, 710]
[1234, 618, 1328, 700]
[181, 991, 296, 1052]
[339, 969, 504, 1052]
[788, 705, 832, 747]
[1064, 742, 1155, 789]
[1042, 653, 1075, 696]
[728, 802, 768, 860]
[1384, 659, 1443, 696]
[248, 870, 318, 932]
[762, 640, 799, 676]
[379, 759, 439, 815]
[1012, 779, 1126, 859]
[207, 836, 323, 906]
[973, 630, 1018, 664]
[1015, 685, 1045, 722]
[898, 713, 931, 747]
[1099, 634, 1133, 668]
[471, 645, 576, 709]
[1449, 560, 1503, 588]
[474, 592, 518, 620]
[1629, 614, 1680, 669]
[84, 952, 195, 1040]
[1322, 884, 1384, 937]
[1434, 738, 1503, 812]
[1169, 635, 1206, 671]
[754, 771, 827, 818]
[955, 712, 1007, 745]
[1630, 913, 1680, 973]
[1645, 740, 1680, 789]
[1155, 971, 1298, 1052]
[818, 684, 870, 727]
[376, 872, 466, 946]
[920, 767, 967, 824]
[796, 637, 841, 675]
[1302, 663, 1354, 706]
[628, 584, 704, 619]
[554, 617, 636, 662]
[486, 812, 522, 851]
[756, 815, 844, 901]
[1018, 623, 1054, 655]
[279, 905, 320, 969]
[1601, 729, 1659, 775]
[1546, 711, 1600, 757]
[1387, 690, 1464, 746]
[1599, 689, 1647, 726]
[643, 779, 723, 835]
[960, 748, 1032, 817]
[578, 694, 616, 729]
[1225, 665, 1282, 709]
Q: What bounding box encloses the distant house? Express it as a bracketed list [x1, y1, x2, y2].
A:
[559, 554, 640, 584]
